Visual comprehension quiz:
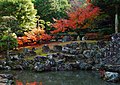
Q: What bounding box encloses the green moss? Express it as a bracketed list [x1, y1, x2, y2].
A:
[24, 56, 35, 60]
[35, 49, 48, 56]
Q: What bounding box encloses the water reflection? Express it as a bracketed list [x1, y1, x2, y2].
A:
[1, 70, 120, 85]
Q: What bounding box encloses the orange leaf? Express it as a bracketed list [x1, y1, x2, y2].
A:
[16, 81, 23, 85]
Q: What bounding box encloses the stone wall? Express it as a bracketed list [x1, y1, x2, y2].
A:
[0, 33, 120, 72]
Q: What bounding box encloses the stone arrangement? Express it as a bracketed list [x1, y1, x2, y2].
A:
[0, 33, 120, 82]
[102, 33, 120, 72]
[0, 41, 115, 71]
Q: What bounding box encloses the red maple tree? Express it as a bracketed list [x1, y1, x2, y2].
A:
[51, 4, 100, 36]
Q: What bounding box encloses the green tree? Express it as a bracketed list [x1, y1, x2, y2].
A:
[0, 0, 37, 32]
[0, 16, 18, 52]
[0, 28, 17, 52]
[33, 0, 70, 22]
[0, 16, 20, 34]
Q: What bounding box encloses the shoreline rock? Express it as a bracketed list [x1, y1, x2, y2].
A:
[0, 74, 14, 85]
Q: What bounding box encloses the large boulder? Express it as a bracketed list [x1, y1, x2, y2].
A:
[97, 40, 106, 48]
[64, 63, 73, 71]
[22, 48, 29, 55]
[70, 42, 79, 49]
[79, 62, 92, 70]
[45, 59, 56, 67]
[42, 44, 50, 53]
[18, 53, 24, 59]
[56, 59, 65, 65]
[34, 62, 44, 72]
[104, 71, 120, 82]
[62, 46, 70, 53]
[53, 45, 62, 52]
[57, 64, 66, 71]
[83, 50, 94, 58]
[64, 54, 76, 61]
[4, 66, 11, 70]
[70, 62, 79, 70]
[69, 49, 77, 54]
[12, 65, 23, 70]
[0, 65, 4, 70]
[22, 48, 36, 56]
[10, 55, 19, 61]
[55, 53, 65, 59]
[34, 56, 47, 62]
[0, 60, 6, 66]
[0, 74, 14, 85]
[62, 35, 72, 42]
[0, 74, 14, 80]
[76, 54, 85, 59]
[111, 33, 120, 42]
[29, 47, 36, 56]
[79, 42, 88, 50]
[21, 60, 30, 69]
[57, 63, 73, 71]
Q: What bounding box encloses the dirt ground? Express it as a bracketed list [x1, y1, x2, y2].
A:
[18, 40, 96, 49]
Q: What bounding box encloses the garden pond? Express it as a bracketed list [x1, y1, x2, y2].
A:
[1, 70, 120, 85]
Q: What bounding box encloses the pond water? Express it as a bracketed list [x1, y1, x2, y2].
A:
[1, 70, 120, 85]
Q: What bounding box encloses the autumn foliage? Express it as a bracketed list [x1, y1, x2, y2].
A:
[16, 80, 42, 85]
[17, 27, 52, 46]
[17, 3, 100, 46]
[51, 4, 100, 34]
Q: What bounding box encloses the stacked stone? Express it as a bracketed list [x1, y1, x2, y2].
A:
[103, 33, 120, 72]
[103, 33, 120, 64]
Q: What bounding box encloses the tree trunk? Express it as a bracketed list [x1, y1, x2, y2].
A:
[115, 5, 119, 33]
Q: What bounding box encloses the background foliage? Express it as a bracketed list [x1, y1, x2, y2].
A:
[33, 0, 70, 22]
[91, 0, 120, 33]
[0, 0, 37, 33]
[0, 0, 37, 51]
[0, 0, 117, 52]
[0, 28, 17, 52]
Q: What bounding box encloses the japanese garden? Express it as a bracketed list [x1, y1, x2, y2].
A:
[0, 0, 120, 85]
